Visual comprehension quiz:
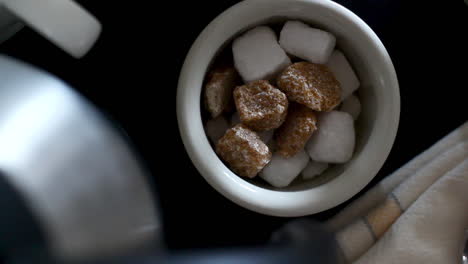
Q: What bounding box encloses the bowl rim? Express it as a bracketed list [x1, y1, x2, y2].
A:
[177, 0, 400, 217]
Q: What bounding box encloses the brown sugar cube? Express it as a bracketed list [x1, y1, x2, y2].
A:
[233, 80, 288, 131]
[276, 103, 318, 158]
[204, 66, 239, 118]
[216, 124, 272, 178]
[277, 62, 341, 111]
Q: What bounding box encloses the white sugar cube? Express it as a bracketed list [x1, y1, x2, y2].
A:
[340, 94, 361, 120]
[231, 112, 240, 126]
[279, 21, 336, 64]
[259, 130, 274, 143]
[302, 161, 329, 180]
[326, 50, 360, 100]
[205, 116, 229, 144]
[306, 111, 355, 163]
[233, 26, 291, 83]
[260, 150, 309, 188]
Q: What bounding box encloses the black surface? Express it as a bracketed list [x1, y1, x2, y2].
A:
[0, 174, 46, 258]
[0, 0, 467, 256]
[7, 220, 337, 264]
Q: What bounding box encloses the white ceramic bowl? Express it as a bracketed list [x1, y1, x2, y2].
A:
[177, 0, 400, 217]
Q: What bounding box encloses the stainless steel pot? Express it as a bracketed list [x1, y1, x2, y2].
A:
[0, 55, 161, 260]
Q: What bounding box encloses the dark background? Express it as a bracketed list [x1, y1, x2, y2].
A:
[0, 0, 467, 258]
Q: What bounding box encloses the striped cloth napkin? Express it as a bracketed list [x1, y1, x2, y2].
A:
[327, 122, 468, 263]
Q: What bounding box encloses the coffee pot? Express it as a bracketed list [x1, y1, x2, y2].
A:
[0, 55, 162, 261]
[0, 0, 101, 58]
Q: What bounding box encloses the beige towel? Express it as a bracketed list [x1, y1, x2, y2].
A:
[355, 159, 468, 263]
[328, 122, 468, 231]
[327, 122, 468, 263]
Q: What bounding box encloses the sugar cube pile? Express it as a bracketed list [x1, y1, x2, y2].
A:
[275, 103, 317, 158]
[302, 161, 329, 180]
[306, 111, 355, 163]
[326, 50, 360, 100]
[233, 80, 288, 131]
[260, 150, 309, 188]
[204, 20, 362, 188]
[279, 21, 336, 64]
[216, 124, 271, 178]
[233, 26, 291, 83]
[205, 116, 229, 144]
[277, 62, 341, 111]
[230, 111, 274, 143]
[204, 67, 239, 118]
[340, 94, 361, 120]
